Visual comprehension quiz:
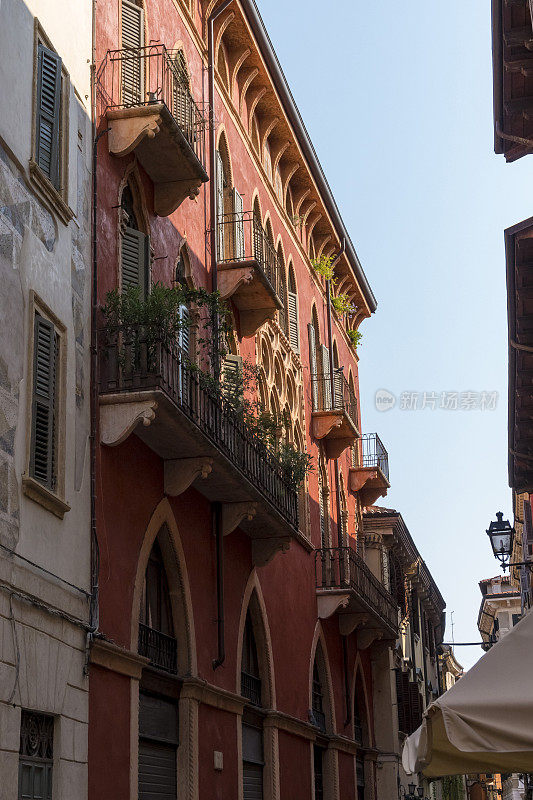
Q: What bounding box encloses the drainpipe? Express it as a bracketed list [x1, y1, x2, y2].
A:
[212, 502, 225, 669]
[89, 124, 110, 644]
[324, 238, 345, 548]
[207, 0, 233, 673]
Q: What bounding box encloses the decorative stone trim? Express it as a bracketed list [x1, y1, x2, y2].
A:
[100, 393, 158, 446]
[263, 710, 317, 741]
[180, 677, 246, 715]
[28, 160, 74, 225]
[164, 457, 213, 496]
[21, 474, 71, 519]
[90, 637, 149, 679]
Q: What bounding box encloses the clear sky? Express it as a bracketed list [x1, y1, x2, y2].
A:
[256, 0, 533, 669]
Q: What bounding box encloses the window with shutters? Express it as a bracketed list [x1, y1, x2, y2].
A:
[242, 716, 264, 800]
[18, 711, 54, 800]
[30, 25, 71, 223]
[411, 589, 420, 638]
[120, 183, 150, 297]
[23, 297, 68, 517]
[287, 265, 299, 353]
[138, 692, 179, 800]
[311, 661, 326, 732]
[121, 0, 145, 106]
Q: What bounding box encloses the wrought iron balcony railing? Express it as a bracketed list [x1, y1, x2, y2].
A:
[311, 370, 358, 427]
[138, 622, 178, 673]
[360, 432, 389, 482]
[99, 325, 299, 530]
[216, 212, 282, 300]
[315, 546, 398, 636]
[241, 671, 262, 706]
[97, 44, 207, 167]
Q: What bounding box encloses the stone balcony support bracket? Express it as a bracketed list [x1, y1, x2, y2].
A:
[100, 395, 158, 446]
[317, 592, 351, 620]
[217, 260, 281, 338]
[312, 411, 358, 460]
[338, 612, 370, 636]
[164, 457, 214, 496]
[222, 502, 257, 537]
[252, 536, 291, 568]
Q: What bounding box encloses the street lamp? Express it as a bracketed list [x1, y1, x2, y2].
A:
[486, 512, 514, 569]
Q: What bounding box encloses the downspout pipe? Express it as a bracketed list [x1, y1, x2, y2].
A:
[324, 238, 346, 549]
[212, 502, 225, 669]
[207, 3, 233, 670]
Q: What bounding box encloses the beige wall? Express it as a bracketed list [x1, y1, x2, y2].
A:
[0, 0, 92, 797]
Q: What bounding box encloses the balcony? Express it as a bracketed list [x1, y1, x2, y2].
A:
[99, 326, 300, 566]
[97, 45, 208, 216]
[216, 213, 282, 337]
[138, 623, 177, 673]
[315, 546, 398, 647]
[311, 370, 359, 459]
[349, 433, 390, 507]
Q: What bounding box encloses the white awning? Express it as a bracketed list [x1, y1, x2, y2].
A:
[402, 608, 533, 777]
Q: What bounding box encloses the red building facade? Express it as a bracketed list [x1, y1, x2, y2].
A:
[89, 2, 397, 799]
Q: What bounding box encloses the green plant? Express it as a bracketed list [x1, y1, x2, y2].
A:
[442, 776, 465, 800]
[311, 254, 336, 282]
[347, 329, 363, 349]
[331, 293, 355, 316]
[275, 443, 314, 491]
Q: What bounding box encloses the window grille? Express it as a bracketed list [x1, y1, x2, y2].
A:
[19, 711, 54, 800]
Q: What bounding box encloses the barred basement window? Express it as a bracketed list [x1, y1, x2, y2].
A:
[19, 711, 54, 800]
[30, 313, 60, 492]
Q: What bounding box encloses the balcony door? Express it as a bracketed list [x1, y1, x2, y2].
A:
[121, 0, 145, 106]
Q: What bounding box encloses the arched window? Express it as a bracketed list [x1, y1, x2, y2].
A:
[138, 538, 179, 800]
[311, 648, 330, 800]
[308, 305, 322, 409]
[308, 233, 316, 262]
[121, 0, 144, 105]
[120, 180, 149, 297]
[138, 538, 176, 671]
[389, 551, 406, 618]
[287, 264, 299, 353]
[353, 672, 369, 746]
[252, 197, 264, 265]
[312, 661, 326, 732]
[241, 608, 265, 800]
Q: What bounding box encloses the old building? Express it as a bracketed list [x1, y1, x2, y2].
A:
[86, 0, 407, 798]
[362, 506, 446, 800]
[0, 0, 93, 797]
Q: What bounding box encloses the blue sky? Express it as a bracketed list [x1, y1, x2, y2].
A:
[257, 0, 533, 669]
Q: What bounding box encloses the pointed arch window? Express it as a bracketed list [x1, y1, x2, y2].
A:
[138, 539, 177, 673]
[241, 611, 262, 706]
[311, 661, 326, 732]
[277, 246, 288, 336]
[120, 182, 150, 297]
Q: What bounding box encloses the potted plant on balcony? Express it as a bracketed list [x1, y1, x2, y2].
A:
[347, 329, 363, 350]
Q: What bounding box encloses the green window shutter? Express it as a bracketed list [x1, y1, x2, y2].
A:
[121, 0, 144, 105]
[178, 304, 190, 354]
[308, 323, 318, 409]
[121, 227, 149, 297]
[36, 43, 62, 190]
[30, 315, 57, 490]
[320, 345, 331, 410]
[216, 151, 225, 260]
[287, 291, 299, 353]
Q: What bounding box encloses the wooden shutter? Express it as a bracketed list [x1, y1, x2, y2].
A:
[36, 43, 62, 189]
[215, 150, 225, 260]
[138, 693, 178, 800]
[222, 354, 243, 402]
[232, 188, 245, 260]
[242, 724, 263, 800]
[320, 345, 331, 410]
[287, 291, 299, 353]
[333, 369, 343, 410]
[408, 681, 423, 733]
[30, 315, 57, 490]
[121, 0, 144, 106]
[308, 323, 318, 409]
[395, 669, 410, 735]
[121, 227, 149, 297]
